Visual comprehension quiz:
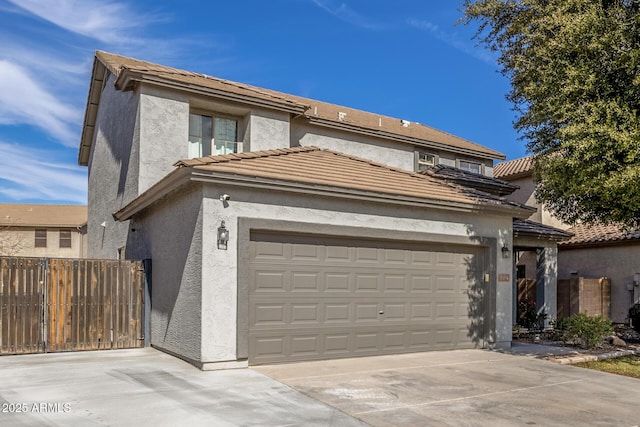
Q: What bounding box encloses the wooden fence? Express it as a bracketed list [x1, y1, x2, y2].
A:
[0, 257, 145, 355]
[557, 277, 611, 321]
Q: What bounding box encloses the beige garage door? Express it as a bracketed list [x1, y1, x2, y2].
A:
[248, 232, 486, 365]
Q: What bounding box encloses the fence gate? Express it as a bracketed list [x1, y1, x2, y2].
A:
[0, 257, 145, 355]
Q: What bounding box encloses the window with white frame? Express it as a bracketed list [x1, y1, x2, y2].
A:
[458, 160, 482, 174]
[416, 151, 436, 171]
[188, 113, 238, 158]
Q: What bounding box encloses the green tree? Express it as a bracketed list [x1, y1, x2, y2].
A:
[462, 0, 640, 228]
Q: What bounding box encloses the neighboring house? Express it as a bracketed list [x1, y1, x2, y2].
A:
[79, 51, 549, 369]
[558, 223, 640, 323]
[494, 157, 637, 324]
[0, 204, 87, 258]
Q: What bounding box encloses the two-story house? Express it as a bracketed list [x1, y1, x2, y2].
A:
[79, 51, 549, 369]
[0, 204, 87, 258]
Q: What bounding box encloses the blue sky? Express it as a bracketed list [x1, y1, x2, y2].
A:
[0, 0, 527, 206]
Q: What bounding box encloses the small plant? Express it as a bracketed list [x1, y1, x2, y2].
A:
[517, 298, 547, 330]
[557, 313, 613, 349]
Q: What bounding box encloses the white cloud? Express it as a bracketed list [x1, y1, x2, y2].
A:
[0, 141, 87, 204]
[311, 0, 383, 30]
[6, 0, 156, 44]
[408, 18, 496, 64]
[0, 60, 81, 146]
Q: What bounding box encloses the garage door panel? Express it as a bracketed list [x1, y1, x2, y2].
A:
[253, 271, 287, 292]
[248, 233, 485, 364]
[355, 274, 379, 291]
[291, 272, 320, 291]
[355, 247, 379, 262]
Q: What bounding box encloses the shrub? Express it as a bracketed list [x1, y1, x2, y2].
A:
[518, 299, 547, 330]
[630, 304, 640, 334]
[557, 313, 613, 349]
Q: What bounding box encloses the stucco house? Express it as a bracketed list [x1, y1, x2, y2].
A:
[0, 204, 87, 258]
[494, 157, 638, 324]
[79, 51, 558, 369]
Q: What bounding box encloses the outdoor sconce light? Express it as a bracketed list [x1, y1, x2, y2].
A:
[501, 245, 510, 259]
[217, 220, 229, 250]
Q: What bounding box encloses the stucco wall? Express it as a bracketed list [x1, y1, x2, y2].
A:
[87, 73, 140, 259]
[558, 244, 640, 323]
[128, 184, 204, 362]
[247, 108, 290, 151]
[292, 122, 414, 170]
[138, 85, 190, 193]
[195, 184, 513, 365]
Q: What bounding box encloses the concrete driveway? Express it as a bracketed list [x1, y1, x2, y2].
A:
[255, 349, 640, 426]
[0, 348, 364, 427]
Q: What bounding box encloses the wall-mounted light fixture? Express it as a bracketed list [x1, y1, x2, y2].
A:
[501, 245, 510, 259]
[217, 220, 229, 250]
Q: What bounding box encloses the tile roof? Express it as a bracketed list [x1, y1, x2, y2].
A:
[174, 147, 529, 213]
[559, 223, 640, 247]
[513, 219, 573, 240]
[92, 51, 504, 159]
[421, 164, 518, 196]
[494, 156, 533, 180]
[0, 204, 87, 227]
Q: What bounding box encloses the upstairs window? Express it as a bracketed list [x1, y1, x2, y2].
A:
[458, 160, 482, 174]
[35, 229, 47, 248]
[188, 113, 238, 158]
[416, 151, 436, 172]
[59, 230, 72, 248]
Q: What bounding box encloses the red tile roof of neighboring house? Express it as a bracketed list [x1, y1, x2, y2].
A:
[494, 156, 533, 180]
[559, 223, 640, 247]
[80, 51, 505, 166]
[172, 146, 530, 213]
[0, 204, 87, 227]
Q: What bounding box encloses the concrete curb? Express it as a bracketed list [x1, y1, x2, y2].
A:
[548, 348, 640, 365]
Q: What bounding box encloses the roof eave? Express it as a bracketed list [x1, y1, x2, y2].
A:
[113, 168, 192, 221]
[78, 57, 107, 166]
[303, 116, 506, 161]
[116, 70, 309, 115]
[514, 231, 572, 241]
[115, 168, 532, 221]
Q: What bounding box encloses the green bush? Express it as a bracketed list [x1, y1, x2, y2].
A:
[630, 304, 640, 334]
[557, 313, 613, 349]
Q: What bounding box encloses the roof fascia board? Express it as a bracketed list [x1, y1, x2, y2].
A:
[78, 58, 106, 166]
[116, 70, 309, 115]
[115, 167, 533, 221]
[514, 231, 572, 241]
[304, 116, 505, 161]
[113, 168, 191, 221]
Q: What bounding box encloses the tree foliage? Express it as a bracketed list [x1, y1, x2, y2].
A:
[462, 0, 640, 227]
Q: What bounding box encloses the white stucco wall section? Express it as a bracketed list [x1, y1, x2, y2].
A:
[292, 123, 415, 170]
[197, 185, 514, 366]
[247, 108, 290, 151]
[138, 85, 190, 193]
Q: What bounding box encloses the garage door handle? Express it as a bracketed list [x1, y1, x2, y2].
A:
[379, 311, 384, 315]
